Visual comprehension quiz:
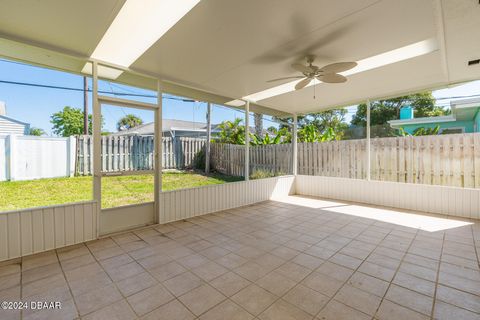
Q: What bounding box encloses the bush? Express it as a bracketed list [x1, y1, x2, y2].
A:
[250, 170, 286, 180]
[193, 148, 206, 170]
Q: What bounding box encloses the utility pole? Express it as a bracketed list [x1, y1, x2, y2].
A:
[83, 76, 88, 134]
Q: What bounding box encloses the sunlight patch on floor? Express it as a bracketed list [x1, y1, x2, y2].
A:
[271, 195, 349, 209]
[273, 196, 473, 232]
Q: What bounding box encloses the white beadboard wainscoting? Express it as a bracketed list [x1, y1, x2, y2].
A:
[0, 201, 97, 262]
[0, 176, 295, 262]
[296, 175, 480, 219]
[159, 175, 296, 223]
[100, 202, 155, 236]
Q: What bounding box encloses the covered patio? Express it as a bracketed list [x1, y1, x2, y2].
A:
[1, 197, 479, 320]
[0, 0, 480, 319]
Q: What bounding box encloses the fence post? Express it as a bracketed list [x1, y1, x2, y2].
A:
[5, 134, 16, 181]
[67, 136, 76, 177]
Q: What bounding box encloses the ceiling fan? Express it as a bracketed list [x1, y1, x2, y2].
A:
[267, 55, 357, 90]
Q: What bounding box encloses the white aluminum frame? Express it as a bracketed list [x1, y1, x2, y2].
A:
[93, 65, 163, 234]
[244, 100, 250, 180]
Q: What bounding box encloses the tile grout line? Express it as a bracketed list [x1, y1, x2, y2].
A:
[122, 228, 235, 319]
[81, 236, 141, 319]
[429, 232, 446, 320]
[470, 224, 480, 269]
[156, 206, 342, 318]
[371, 228, 421, 319]
[241, 215, 384, 318]
[54, 249, 82, 320]
[312, 223, 402, 320]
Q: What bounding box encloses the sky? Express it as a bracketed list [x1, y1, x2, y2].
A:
[0, 59, 278, 135]
[0, 58, 479, 136]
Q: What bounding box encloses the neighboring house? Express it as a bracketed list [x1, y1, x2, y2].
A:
[112, 118, 267, 138]
[388, 98, 480, 134]
[0, 101, 30, 135]
[112, 119, 211, 138]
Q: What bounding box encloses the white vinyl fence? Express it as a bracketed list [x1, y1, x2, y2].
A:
[0, 135, 76, 181]
[76, 135, 206, 175]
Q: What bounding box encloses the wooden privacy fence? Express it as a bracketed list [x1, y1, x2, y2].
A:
[300, 133, 480, 188]
[210, 143, 293, 177]
[76, 135, 206, 175]
[77, 133, 480, 187]
[211, 133, 480, 188]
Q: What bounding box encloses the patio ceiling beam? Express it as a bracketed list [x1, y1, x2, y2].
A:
[0, 37, 290, 117]
[158, 80, 289, 117]
[433, 0, 450, 83]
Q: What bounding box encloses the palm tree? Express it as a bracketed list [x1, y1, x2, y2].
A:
[29, 127, 46, 136]
[117, 114, 143, 131]
[254, 113, 263, 136]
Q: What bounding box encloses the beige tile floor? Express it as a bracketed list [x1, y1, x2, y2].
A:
[0, 196, 479, 320]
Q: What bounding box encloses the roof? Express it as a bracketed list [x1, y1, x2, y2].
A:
[0, 114, 30, 126]
[112, 119, 208, 135]
[112, 118, 261, 136]
[0, 0, 479, 116]
[389, 98, 480, 127]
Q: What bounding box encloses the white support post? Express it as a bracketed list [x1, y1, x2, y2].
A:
[292, 114, 298, 176]
[92, 62, 101, 235]
[155, 81, 163, 223]
[244, 100, 250, 181]
[205, 102, 211, 174]
[366, 99, 371, 181]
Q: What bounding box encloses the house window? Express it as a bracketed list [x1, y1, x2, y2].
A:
[439, 127, 465, 134]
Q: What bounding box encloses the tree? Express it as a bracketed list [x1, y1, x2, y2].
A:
[267, 126, 278, 134]
[350, 92, 449, 137]
[297, 124, 338, 143]
[308, 109, 349, 138]
[253, 113, 263, 136]
[351, 92, 449, 127]
[272, 115, 307, 130]
[273, 109, 348, 139]
[51, 106, 94, 137]
[29, 127, 45, 136]
[117, 114, 143, 131]
[396, 125, 440, 136]
[215, 118, 246, 144]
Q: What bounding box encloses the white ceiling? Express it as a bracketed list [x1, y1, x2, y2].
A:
[0, 0, 479, 115]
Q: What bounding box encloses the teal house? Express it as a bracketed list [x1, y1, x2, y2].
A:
[388, 98, 480, 134]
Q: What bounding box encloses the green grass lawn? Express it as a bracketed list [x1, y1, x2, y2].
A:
[0, 171, 242, 211]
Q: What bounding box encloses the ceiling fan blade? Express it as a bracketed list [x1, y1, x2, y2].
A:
[266, 76, 304, 83]
[291, 63, 313, 74]
[319, 62, 357, 73]
[295, 77, 313, 90]
[317, 73, 347, 83]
